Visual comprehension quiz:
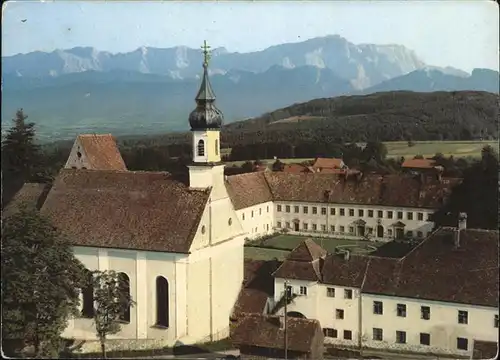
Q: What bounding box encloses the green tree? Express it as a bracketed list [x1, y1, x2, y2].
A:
[1, 109, 43, 180]
[1, 206, 87, 358]
[362, 141, 388, 164]
[433, 146, 499, 230]
[92, 270, 135, 359]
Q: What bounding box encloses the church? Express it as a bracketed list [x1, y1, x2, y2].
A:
[7, 41, 464, 352]
[9, 43, 247, 348]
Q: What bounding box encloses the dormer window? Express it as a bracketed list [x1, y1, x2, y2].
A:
[197, 139, 205, 157]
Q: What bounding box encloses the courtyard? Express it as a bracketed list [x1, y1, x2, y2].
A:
[244, 234, 382, 261]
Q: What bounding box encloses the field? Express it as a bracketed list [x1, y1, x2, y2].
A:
[244, 234, 381, 261]
[224, 140, 498, 167]
[383, 140, 498, 159]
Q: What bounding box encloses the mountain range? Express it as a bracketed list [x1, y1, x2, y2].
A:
[2, 35, 498, 141]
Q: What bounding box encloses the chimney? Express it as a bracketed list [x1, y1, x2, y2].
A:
[437, 172, 442, 183]
[279, 316, 285, 329]
[343, 250, 350, 261]
[224, 175, 228, 182]
[458, 212, 467, 230]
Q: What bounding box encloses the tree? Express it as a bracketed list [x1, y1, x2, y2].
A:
[1, 109, 43, 180]
[1, 109, 50, 206]
[92, 270, 135, 359]
[1, 206, 87, 358]
[362, 141, 388, 164]
[433, 146, 499, 230]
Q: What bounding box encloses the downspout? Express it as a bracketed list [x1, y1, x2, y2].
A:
[359, 259, 370, 356]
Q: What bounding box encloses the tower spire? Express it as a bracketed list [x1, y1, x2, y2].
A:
[195, 40, 217, 102]
[189, 40, 223, 130]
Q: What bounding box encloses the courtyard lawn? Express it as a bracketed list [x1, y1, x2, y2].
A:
[261, 234, 380, 254]
[244, 246, 290, 261]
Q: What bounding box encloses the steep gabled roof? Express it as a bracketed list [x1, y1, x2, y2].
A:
[40, 169, 210, 253]
[231, 314, 322, 353]
[288, 238, 327, 262]
[76, 134, 127, 171]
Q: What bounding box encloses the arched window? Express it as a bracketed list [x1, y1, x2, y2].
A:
[118, 272, 131, 323]
[156, 276, 169, 327]
[215, 139, 219, 156]
[81, 269, 94, 318]
[197, 139, 205, 157]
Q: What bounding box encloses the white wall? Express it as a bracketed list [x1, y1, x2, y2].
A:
[361, 294, 499, 356]
[63, 246, 184, 345]
[273, 278, 361, 347]
[64, 138, 91, 169]
[236, 201, 274, 241]
[274, 201, 434, 241]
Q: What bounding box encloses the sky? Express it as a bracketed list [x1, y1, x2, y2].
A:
[2, 0, 499, 73]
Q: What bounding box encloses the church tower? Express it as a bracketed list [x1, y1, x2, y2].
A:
[187, 41, 224, 189]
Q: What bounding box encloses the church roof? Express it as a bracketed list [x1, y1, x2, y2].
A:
[76, 134, 127, 171]
[39, 169, 210, 253]
[3, 183, 51, 218]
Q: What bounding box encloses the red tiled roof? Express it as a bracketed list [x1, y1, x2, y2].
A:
[262, 172, 460, 209]
[364, 227, 499, 307]
[77, 134, 127, 171]
[232, 259, 281, 319]
[275, 228, 498, 307]
[282, 164, 311, 174]
[401, 158, 437, 169]
[3, 183, 52, 218]
[39, 169, 210, 253]
[288, 239, 327, 262]
[231, 314, 323, 353]
[321, 254, 371, 288]
[225, 172, 273, 210]
[273, 239, 326, 281]
[312, 158, 344, 169]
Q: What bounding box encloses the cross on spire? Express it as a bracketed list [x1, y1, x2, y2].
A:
[201, 40, 211, 67]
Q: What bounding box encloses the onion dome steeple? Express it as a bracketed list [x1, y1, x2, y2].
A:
[188, 40, 224, 130]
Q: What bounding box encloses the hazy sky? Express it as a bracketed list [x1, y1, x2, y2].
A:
[2, 0, 499, 73]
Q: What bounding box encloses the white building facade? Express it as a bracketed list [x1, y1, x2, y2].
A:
[264, 228, 499, 357]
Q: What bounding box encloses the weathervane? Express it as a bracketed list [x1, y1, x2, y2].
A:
[201, 40, 211, 67]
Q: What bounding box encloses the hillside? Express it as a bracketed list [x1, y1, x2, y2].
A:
[78, 91, 497, 149]
[221, 90, 499, 145]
